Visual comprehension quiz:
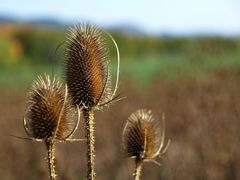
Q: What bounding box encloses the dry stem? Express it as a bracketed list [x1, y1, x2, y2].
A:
[134, 158, 143, 180]
[83, 109, 95, 180]
[46, 140, 57, 180]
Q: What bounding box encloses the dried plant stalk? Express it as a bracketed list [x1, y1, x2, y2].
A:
[64, 24, 120, 180]
[23, 74, 80, 180]
[83, 109, 95, 179]
[46, 141, 56, 180]
[122, 109, 171, 180]
[134, 158, 143, 180]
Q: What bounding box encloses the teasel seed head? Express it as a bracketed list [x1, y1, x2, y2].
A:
[122, 109, 170, 164]
[24, 74, 79, 141]
[64, 24, 120, 110]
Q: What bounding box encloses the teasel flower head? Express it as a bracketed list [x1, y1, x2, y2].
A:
[22, 74, 81, 180]
[122, 109, 170, 165]
[23, 74, 80, 142]
[64, 23, 120, 110]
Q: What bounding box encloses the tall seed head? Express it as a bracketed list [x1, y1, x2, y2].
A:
[65, 24, 112, 109]
[24, 74, 76, 140]
[122, 109, 168, 161]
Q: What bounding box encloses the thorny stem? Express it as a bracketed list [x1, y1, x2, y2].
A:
[46, 140, 57, 180]
[134, 158, 143, 180]
[83, 109, 95, 180]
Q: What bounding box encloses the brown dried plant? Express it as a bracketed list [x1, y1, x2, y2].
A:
[64, 24, 120, 180]
[122, 109, 171, 180]
[23, 74, 80, 180]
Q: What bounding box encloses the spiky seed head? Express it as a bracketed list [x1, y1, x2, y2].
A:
[24, 74, 76, 140]
[64, 24, 112, 109]
[122, 109, 163, 161]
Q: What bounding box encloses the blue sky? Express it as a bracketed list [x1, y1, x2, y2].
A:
[0, 0, 240, 35]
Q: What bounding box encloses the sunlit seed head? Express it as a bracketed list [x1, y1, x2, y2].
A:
[24, 74, 76, 140]
[122, 109, 163, 160]
[64, 24, 112, 109]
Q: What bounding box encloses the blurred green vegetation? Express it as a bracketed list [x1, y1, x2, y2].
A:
[1, 24, 240, 88]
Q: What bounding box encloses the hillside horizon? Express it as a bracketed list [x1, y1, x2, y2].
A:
[1, 15, 240, 37]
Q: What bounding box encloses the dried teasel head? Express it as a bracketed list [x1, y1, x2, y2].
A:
[122, 109, 170, 164]
[64, 24, 120, 110]
[23, 74, 80, 142]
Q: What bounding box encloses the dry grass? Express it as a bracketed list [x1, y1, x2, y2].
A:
[1, 68, 240, 179]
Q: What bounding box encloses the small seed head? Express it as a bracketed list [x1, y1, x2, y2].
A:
[122, 109, 164, 161]
[24, 74, 76, 140]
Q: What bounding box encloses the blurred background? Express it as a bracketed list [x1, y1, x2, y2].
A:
[0, 0, 240, 179]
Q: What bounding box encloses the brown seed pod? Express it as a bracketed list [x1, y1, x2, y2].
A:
[64, 24, 113, 109]
[122, 109, 170, 162]
[24, 74, 77, 140]
[64, 24, 120, 180]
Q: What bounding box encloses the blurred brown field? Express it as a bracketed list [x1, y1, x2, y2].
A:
[0, 68, 240, 180]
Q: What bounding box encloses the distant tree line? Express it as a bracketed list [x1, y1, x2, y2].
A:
[1, 25, 240, 65]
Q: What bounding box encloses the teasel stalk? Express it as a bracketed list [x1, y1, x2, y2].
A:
[122, 109, 171, 180]
[64, 24, 120, 180]
[22, 74, 81, 180]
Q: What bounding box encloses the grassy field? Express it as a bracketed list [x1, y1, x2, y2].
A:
[1, 52, 240, 89]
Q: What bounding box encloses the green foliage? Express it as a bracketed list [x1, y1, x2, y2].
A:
[1, 25, 240, 88]
[0, 37, 18, 64]
[116, 52, 240, 85]
[13, 27, 65, 64]
[108, 32, 240, 58]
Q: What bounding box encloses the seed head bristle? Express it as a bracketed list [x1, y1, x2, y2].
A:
[122, 109, 168, 161]
[24, 74, 76, 140]
[64, 24, 112, 109]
